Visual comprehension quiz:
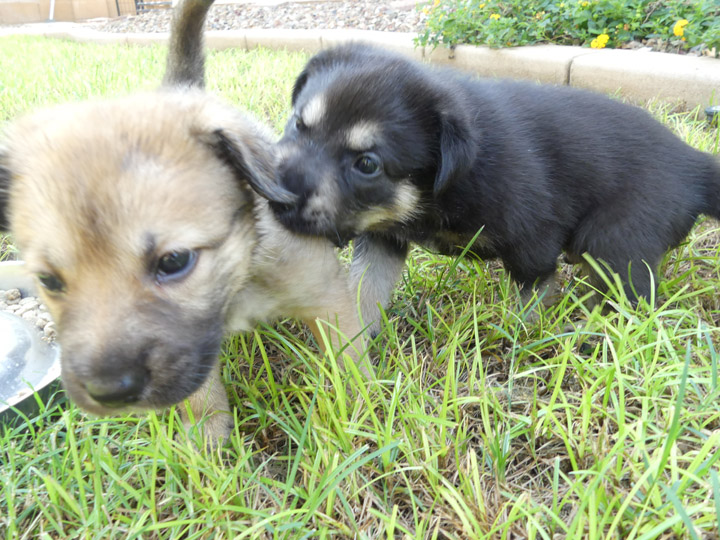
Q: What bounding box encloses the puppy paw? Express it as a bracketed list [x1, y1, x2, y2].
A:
[367, 322, 382, 341]
[180, 410, 234, 449]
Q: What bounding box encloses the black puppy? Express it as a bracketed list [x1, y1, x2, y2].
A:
[249, 43, 720, 333]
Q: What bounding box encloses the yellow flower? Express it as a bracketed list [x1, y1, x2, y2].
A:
[590, 33, 609, 49]
[489, 13, 501, 20]
[422, 0, 440, 14]
[478, 3, 486, 8]
[673, 19, 689, 37]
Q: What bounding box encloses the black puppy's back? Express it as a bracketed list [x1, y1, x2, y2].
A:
[434, 76, 720, 299]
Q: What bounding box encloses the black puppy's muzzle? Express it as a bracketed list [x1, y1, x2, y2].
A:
[275, 149, 321, 201]
[244, 146, 319, 211]
[263, 150, 323, 221]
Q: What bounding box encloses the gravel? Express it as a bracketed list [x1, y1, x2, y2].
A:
[88, 1, 428, 34]
[0, 289, 57, 342]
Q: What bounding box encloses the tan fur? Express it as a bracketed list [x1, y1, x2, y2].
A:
[357, 181, 422, 232]
[2, 89, 365, 443]
[301, 93, 327, 128]
[345, 121, 382, 151]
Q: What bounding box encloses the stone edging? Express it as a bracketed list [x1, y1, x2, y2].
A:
[5, 23, 720, 110]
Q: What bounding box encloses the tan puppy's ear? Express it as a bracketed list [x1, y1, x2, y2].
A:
[195, 110, 298, 205]
[0, 148, 11, 231]
[205, 128, 275, 191]
[183, 97, 299, 204]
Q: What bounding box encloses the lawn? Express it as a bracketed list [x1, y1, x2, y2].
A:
[1, 35, 720, 539]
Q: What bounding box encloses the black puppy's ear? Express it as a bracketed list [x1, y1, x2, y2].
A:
[205, 128, 298, 205]
[434, 110, 477, 197]
[0, 149, 11, 231]
[291, 69, 310, 106]
[290, 47, 346, 105]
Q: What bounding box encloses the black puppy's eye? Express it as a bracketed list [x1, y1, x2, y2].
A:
[354, 153, 381, 176]
[156, 249, 197, 283]
[37, 273, 65, 294]
[294, 116, 306, 131]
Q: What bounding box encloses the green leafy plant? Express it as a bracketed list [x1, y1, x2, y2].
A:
[418, 0, 720, 55]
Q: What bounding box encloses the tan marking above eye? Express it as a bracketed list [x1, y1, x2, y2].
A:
[346, 121, 382, 150]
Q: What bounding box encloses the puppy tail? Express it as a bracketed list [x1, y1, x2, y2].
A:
[162, 0, 215, 89]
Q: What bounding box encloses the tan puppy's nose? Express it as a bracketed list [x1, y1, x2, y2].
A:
[84, 368, 148, 408]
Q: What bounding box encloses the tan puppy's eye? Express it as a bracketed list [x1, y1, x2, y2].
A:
[37, 273, 65, 294]
[155, 250, 198, 284]
[354, 153, 381, 177]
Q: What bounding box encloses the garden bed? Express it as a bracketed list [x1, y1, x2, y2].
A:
[419, 0, 719, 57]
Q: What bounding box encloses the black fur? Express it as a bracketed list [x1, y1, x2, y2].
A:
[267, 42, 720, 310]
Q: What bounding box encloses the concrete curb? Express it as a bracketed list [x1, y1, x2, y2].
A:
[4, 23, 720, 110]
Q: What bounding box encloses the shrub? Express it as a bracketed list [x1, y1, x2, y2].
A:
[417, 0, 720, 55]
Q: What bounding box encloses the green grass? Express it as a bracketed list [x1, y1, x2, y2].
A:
[2, 35, 720, 539]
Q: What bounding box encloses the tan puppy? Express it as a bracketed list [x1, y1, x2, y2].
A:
[0, 0, 364, 443]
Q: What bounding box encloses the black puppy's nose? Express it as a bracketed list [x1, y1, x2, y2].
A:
[265, 165, 311, 216]
[278, 158, 317, 200]
[84, 368, 148, 408]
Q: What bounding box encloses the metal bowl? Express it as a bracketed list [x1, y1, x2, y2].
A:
[0, 261, 62, 425]
[706, 105, 720, 127]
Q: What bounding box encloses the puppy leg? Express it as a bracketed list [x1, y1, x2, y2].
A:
[182, 361, 232, 443]
[519, 273, 561, 308]
[302, 275, 369, 377]
[571, 217, 663, 306]
[580, 255, 659, 306]
[350, 233, 409, 337]
[502, 244, 561, 319]
[515, 273, 561, 324]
